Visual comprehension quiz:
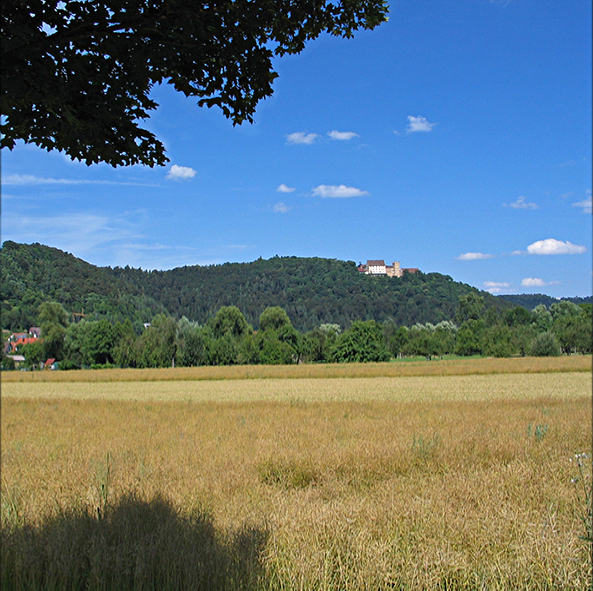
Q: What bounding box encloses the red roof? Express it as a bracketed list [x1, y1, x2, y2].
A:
[7, 336, 38, 353]
[367, 260, 385, 266]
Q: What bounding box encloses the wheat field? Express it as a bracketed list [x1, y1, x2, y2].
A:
[1, 359, 591, 590]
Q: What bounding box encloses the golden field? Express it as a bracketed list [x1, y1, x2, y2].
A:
[2, 354, 590, 383]
[1, 358, 591, 590]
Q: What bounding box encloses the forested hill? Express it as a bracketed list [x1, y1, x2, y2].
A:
[2, 241, 510, 331]
[1, 242, 166, 330]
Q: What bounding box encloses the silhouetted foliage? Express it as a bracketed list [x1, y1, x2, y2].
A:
[1, 493, 268, 590]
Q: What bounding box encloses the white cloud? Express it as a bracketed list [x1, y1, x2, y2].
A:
[526, 238, 586, 255]
[277, 184, 295, 193]
[456, 252, 495, 260]
[286, 132, 319, 145]
[311, 185, 369, 198]
[166, 165, 196, 180]
[521, 278, 546, 287]
[407, 116, 436, 133]
[504, 195, 538, 210]
[328, 130, 359, 141]
[273, 202, 291, 213]
[560, 192, 575, 199]
[483, 281, 511, 294]
[572, 190, 592, 214]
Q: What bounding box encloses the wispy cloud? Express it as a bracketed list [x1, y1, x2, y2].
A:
[311, 185, 369, 198]
[526, 238, 586, 255]
[521, 277, 560, 287]
[0, 209, 146, 259]
[407, 116, 436, 133]
[328, 130, 359, 141]
[273, 202, 291, 213]
[456, 252, 495, 260]
[277, 184, 295, 193]
[166, 165, 196, 180]
[286, 132, 319, 145]
[2, 174, 156, 187]
[483, 281, 511, 293]
[504, 195, 538, 210]
[0, 209, 208, 270]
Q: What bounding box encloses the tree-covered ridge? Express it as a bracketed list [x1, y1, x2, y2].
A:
[0, 241, 165, 330]
[2, 242, 510, 332]
[113, 255, 513, 330]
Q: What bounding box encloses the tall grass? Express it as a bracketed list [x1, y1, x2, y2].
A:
[1, 369, 591, 589]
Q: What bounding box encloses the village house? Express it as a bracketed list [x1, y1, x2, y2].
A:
[3, 328, 41, 354]
[358, 260, 419, 278]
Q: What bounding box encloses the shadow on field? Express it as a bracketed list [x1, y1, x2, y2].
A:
[1, 493, 268, 591]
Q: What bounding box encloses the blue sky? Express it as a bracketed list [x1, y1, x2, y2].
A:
[2, 0, 591, 298]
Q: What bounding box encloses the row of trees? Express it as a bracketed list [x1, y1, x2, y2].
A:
[3, 294, 591, 370]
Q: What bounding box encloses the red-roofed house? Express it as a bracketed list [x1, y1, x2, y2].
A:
[4, 329, 42, 354]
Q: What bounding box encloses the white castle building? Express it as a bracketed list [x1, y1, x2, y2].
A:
[358, 260, 419, 277]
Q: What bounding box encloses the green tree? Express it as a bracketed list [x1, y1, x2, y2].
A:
[552, 306, 592, 355]
[259, 306, 292, 333]
[503, 306, 533, 328]
[21, 340, 45, 368]
[209, 306, 251, 339]
[112, 319, 139, 368]
[455, 319, 485, 356]
[482, 323, 516, 358]
[38, 301, 70, 360]
[455, 293, 485, 325]
[383, 322, 409, 358]
[403, 324, 439, 360]
[511, 324, 537, 357]
[532, 304, 552, 332]
[301, 325, 339, 363]
[529, 332, 561, 357]
[136, 314, 177, 367]
[82, 319, 116, 365]
[2, 0, 387, 166]
[333, 320, 390, 363]
[63, 320, 91, 368]
[433, 321, 457, 356]
[236, 332, 260, 365]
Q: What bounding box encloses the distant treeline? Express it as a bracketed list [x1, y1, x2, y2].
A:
[3, 294, 591, 371]
[499, 293, 592, 309]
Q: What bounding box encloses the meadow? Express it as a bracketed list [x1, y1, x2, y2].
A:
[1, 357, 591, 590]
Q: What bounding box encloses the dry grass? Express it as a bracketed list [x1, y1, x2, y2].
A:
[1, 372, 590, 404]
[1, 366, 591, 589]
[2, 354, 590, 383]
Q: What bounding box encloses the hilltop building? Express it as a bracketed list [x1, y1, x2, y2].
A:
[358, 260, 419, 278]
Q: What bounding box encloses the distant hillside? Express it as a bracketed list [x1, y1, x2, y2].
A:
[1, 241, 511, 331]
[498, 293, 593, 310]
[0, 241, 166, 330]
